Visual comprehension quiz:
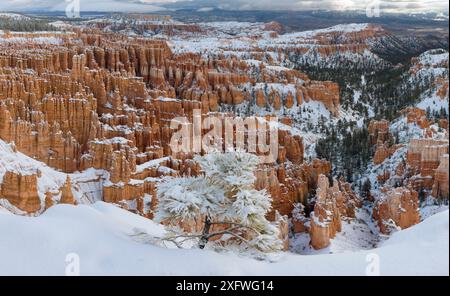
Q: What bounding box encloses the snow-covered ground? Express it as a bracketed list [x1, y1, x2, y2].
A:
[416, 49, 449, 68]
[0, 36, 63, 44]
[0, 30, 71, 44]
[0, 12, 30, 20]
[417, 93, 449, 113]
[165, 21, 383, 66]
[413, 50, 449, 113]
[0, 202, 447, 276]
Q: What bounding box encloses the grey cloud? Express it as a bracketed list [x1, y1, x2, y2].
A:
[0, 0, 447, 13]
[163, 0, 449, 12]
[0, 0, 167, 11]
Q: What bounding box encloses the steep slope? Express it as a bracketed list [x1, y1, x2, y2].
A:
[0, 202, 447, 276]
[413, 49, 449, 114]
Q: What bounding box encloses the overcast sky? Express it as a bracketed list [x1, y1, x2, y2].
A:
[0, 0, 448, 13]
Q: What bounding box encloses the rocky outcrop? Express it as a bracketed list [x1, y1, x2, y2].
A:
[407, 139, 449, 191]
[292, 203, 309, 233]
[44, 192, 55, 210]
[276, 212, 290, 251]
[264, 22, 285, 34]
[368, 120, 390, 145]
[403, 108, 430, 129]
[305, 174, 361, 249]
[0, 170, 41, 213]
[59, 176, 76, 205]
[435, 77, 449, 100]
[374, 142, 404, 165]
[432, 154, 449, 200]
[280, 132, 304, 164]
[301, 81, 340, 115]
[372, 187, 420, 234]
[309, 175, 342, 250]
[103, 183, 144, 204]
[255, 158, 332, 220]
[335, 177, 362, 218]
[374, 142, 391, 165]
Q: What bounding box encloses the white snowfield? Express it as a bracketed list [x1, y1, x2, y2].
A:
[0, 202, 447, 276]
[0, 13, 30, 20]
[416, 49, 449, 67]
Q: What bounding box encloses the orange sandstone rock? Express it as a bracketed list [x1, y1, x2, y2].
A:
[432, 154, 449, 200]
[0, 170, 41, 213]
[372, 187, 420, 234]
[309, 175, 342, 250]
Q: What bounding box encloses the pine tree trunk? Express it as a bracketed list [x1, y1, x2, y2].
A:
[198, 216, 212, 249]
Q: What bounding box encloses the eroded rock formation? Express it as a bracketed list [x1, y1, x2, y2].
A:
[372, 187, 420, 234]
[309, 175, 342, 250]
[0, 170, 41, 213]
[432, 154, 449, 199]
[368, 119, 390, 145]
[0, 19, 413, 253]
[407, 138, 449, 191]
[307, 175, 361, 249]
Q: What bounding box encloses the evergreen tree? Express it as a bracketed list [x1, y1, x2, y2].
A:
[155, 151, 282, 253]
[361, 179, 372, 199]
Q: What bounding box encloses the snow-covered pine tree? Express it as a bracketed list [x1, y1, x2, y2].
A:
[155, 151, 283, 253]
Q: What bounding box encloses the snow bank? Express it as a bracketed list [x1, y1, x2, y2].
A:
[0, 202, 447, 276]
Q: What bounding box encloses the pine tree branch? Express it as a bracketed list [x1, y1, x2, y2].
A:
[160, 225, 253, 249]
[209, 222, 260, 234]
[206, 229, 250, 245]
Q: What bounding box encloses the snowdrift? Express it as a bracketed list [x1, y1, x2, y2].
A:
[0, 202, 448, 276]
